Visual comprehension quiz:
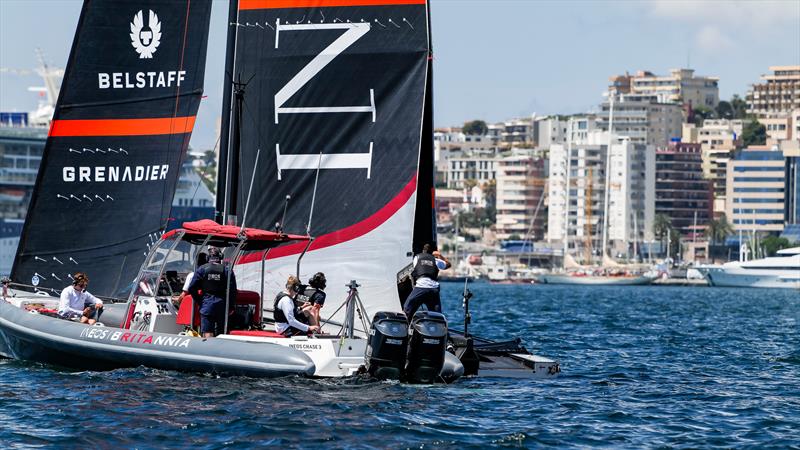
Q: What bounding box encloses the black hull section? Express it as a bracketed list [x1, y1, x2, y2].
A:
[0, 301, 314, 377]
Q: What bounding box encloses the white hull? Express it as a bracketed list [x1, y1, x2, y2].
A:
[538, 274, 654, 286]
[697, 249, 800, 289]
[697, 266, 800, 289]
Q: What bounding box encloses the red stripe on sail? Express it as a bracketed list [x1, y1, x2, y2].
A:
[239, 0, 425, 10]
[48, 116, 197, 137]
[237, 175, 417, 265]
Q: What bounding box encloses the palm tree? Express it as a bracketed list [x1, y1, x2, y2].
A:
[705, 214, 734, 262]
[653, 213, 672, 255]
[705, 214, 734, 246]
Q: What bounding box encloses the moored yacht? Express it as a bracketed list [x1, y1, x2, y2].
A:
[697, 247, 800, 289]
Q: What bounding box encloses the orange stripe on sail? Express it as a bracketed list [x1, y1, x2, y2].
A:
[48, 116, 197, 137]
[240, 0, 425, 10]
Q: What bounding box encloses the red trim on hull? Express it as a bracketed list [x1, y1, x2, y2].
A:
[48, 116, 196, 137]
[237, 175, 417, 265]
[239, 0, 425, 10]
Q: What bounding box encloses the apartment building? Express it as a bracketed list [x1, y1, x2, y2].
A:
[655, 142, 712, 235]
[445, 155, 497, 189]
[609, 68, 719, 107]
[548, 132, 654, 259]
[495, 156, 546, 241]
[746, 65, 800, 119]
[681, 119, 743, 214]
[726, 146, 786, 233]
[597, 93, 683, 148]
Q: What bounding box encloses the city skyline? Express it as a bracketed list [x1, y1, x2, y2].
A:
[1, 0, 798, 150]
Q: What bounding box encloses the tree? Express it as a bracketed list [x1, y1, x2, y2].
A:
[668, 228, 682, 260]
[481, 180, 496, 209]
[741, 119, 766, 147]
[693, 105, 717, 126]
[462, 120, 488, 136]
[653, 213, 672, 253]
[730, 94, 747, 119]
[715, 101, 733, 119]
[705, 214, 734, 245]
[761, 236, 791, 256]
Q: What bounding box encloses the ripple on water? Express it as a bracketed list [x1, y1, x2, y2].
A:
[1, 285, 799, 448]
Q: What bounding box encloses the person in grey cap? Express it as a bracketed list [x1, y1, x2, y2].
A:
[187, 247, 237, 337]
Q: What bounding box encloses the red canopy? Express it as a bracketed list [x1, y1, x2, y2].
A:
[163, 219, 310, 251]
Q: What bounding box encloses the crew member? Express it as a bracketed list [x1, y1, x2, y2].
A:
[274, 275, 320, 337]
[298, 272, 326, 328]
[402, 243, 451, 319]
[174, 251, 207, 307]
[58, 272, 104, 325]
[187, 247, 237, 338]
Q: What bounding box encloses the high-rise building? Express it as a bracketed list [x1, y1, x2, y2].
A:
[495, 155, 546, 241]
[726, 146, 786, 234]
[655, 142, 712, 235]
[609, 69, 720, 108]
[548, 132, 654, 259]
[597, 93, 683, 149]
[746, 66, 800, 119]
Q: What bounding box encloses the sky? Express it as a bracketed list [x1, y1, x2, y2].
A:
[1, 0, 799, 150]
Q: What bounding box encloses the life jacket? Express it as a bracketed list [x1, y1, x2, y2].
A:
[199, 262, 227, 297]
[300, 287, 326, 305]
[411, 252, 439, 282]
[273, 292, 307, 325]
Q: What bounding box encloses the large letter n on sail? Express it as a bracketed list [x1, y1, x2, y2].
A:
[274, 20, 376, 124]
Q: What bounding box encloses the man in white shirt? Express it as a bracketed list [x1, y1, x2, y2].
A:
[273, 275, 320, 336]
[58, 272, 103, 325]
[403, 243, 451, 319]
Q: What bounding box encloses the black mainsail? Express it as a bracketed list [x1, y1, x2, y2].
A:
[12, 0, 213, 297]
[228, 0, 430, 320]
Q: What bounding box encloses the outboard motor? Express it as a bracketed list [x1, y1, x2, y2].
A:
[365, 311, 409, 380]
[406, 311, 448, 384]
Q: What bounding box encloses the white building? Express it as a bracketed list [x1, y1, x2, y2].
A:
[597, 93, 684, 149]
[548, 131, 654, 260]
[445, 155, 497, 189]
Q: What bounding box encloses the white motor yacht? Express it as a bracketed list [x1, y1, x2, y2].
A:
[697, 247, 800, 289]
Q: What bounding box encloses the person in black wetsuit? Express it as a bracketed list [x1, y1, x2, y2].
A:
[402, 243, 451, 320]
[274, 275, 320, 336]
[187, 247, 237, 338]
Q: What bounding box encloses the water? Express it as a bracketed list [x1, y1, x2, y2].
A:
[2, 284, 799, 448]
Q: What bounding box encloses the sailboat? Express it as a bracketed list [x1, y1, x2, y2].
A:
[1, 0, 558, 380]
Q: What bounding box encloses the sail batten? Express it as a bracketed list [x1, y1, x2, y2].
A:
[12, 0, 213, 297]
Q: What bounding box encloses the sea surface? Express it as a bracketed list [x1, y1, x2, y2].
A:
[1, 284, 799, 449]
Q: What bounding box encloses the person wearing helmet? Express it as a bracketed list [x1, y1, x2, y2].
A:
[58, 272, 104, 325]
[187, 247, 237, 337]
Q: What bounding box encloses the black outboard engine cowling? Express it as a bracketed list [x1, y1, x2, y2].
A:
[406, 311, 448, 384]
[365, 311, 409, 380]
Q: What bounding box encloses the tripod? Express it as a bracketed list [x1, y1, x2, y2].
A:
[322, 280, 371, 338]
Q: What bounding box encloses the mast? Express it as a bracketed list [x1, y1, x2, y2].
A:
[216, 0, 239, 224]
[412, 0, 436, 253]
[601, 90, 615, 259]
[562, 118, 573, 268]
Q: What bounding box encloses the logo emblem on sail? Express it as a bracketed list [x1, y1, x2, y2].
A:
[130, 10, 161, 59]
